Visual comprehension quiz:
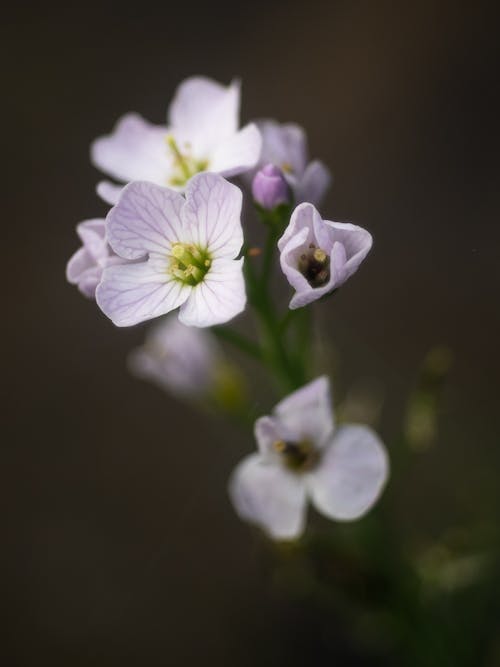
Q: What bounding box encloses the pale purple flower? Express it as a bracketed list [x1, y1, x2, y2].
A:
[252, 120, 331, 206]
[66, 219, 124, 298]
[229, 376, 389, 540]
[96, 173, 246, 328]
[251, 163, 290, 210]
[128, 315, 222, 399]
[91, 76, 262, 203]
[278, 203, 372, 309]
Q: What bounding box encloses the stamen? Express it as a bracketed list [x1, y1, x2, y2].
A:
[168, 242, 212, 286]
[166, 135, 191, 181]
[298, 244, 331, 288]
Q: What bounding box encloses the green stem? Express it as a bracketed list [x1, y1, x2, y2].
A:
[212, 326, 263, 361]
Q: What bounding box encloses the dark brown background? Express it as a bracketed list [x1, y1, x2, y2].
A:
[2, 1, 500, 665]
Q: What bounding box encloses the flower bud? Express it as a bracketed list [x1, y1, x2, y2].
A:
[251, 163, 290, 210]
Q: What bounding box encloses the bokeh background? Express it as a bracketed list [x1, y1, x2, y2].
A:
[3, 1, 500, 664]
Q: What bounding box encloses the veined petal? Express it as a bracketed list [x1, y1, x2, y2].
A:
[96, 261, 190, 327]
[275, 376, 334, 448]
[183, 173, 243, 259]
[295, 160, 332, 206]
[169, 77, 240, 153]
[209, 123, 262, 177]
[106, 181, 185, 260]
[178, 258, 246, 327]
[228, 453, 307, 540]
[278, 202, 319, 251]
[308, 425, 389, 521]
[91, 113, 168, 184]
[324, 221, 373, 285]
[96, 180, 123, 206]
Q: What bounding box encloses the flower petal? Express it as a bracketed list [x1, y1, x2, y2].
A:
[228, 453, 307, 540]
[169, 77, 240, 153]
[76, 219, 107, 263]
[91, 113, 168, 184]
[308, 425, 389, 521]
[257, 120, 308, 176]
[295, 160, 332, 206]
[254, 415, 296, 461]
[274, 376, 334, 448]
[178, 258, 246, 327]
[96, 261, 190, 327]
[66, 247, 101, 298]
[106, 181, 185, 260]
[324, 221, 373, 286]
[209, 123, 262, 177]
[96, 180, 123, 206]
[183, 173, 243, 259]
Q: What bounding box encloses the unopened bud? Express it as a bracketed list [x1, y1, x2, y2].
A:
[252, 163, 290, 210]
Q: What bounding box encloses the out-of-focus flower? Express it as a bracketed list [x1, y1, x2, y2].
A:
[66, 219, 124, 298]
[251, 163, 290, 210]
[252, 120, 331, 206]
[96, 173, 246, 328]
[128, 315, 221, 398]
[229, 376, 388, 540]
[129, 315, 248, 411]
[278, 203, 372, 309]
[91, 76, 261, 203]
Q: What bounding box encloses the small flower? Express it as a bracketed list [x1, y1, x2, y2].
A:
[96, 173, 246, 328]
[91, 76, 262, 202]
[278, 203, 372, 309]
[229, 376, 388, 540]
[66, 219, 124, 298]
[251, 164, 290, 210]
[128, 315, 222, 399]
[252, 120, 331, 206]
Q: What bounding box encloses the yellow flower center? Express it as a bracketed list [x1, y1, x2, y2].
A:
[169, 242, 211, 286]
[166, 135, 209, 187]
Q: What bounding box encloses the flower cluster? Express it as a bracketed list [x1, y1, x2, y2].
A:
[66, 75, 388, 540]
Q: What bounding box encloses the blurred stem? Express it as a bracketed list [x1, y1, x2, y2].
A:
[212, 326, 262, 361]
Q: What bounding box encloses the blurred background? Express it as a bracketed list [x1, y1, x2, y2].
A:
[2, 1, 500, 664]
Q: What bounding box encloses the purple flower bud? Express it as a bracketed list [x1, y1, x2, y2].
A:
[252, 163, 289, 210]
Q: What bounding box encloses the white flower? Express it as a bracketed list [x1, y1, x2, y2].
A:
[65, 219, 125, 298]
[91, 76, 262, 204]
[251, 119, 331, 206]
[229, 376, 389, 540]
[96, 173, 246, 328]
[278, 202, 373, 309]
[128, 315, 222, 399]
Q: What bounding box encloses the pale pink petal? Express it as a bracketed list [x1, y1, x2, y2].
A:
[91, 113, 168, 185]
[178, 258, 246, 327]
[96, 181, 123, 206]
[228, 453, 307, 540]
[106, 181, 185, 260]
[76, 219, 107, 263]
[275, 376, 334, 449]
[96, 261, 190, 327]
[209, 123, 262, 177]
[169, 77, 240, 153]
[295, 160, 332, 206]
[308, 425, 389, 521]
[257, 120, 308, 176]
[183, 173, 243, 259]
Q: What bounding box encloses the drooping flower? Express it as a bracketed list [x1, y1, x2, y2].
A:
[229, 376, 389, 540]
[91, 76, 262, 203]
[251, 163, 290, 210]
[128, 315, 222, 398]
[251, 120, 331, 206]
[96, 172, 246, 328]
[66, 219, 125, 298]
[278, 202, 372, 309]
[128, 315, 247, 410]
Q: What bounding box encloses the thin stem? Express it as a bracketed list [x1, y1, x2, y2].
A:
[212, 326, 263, 361]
